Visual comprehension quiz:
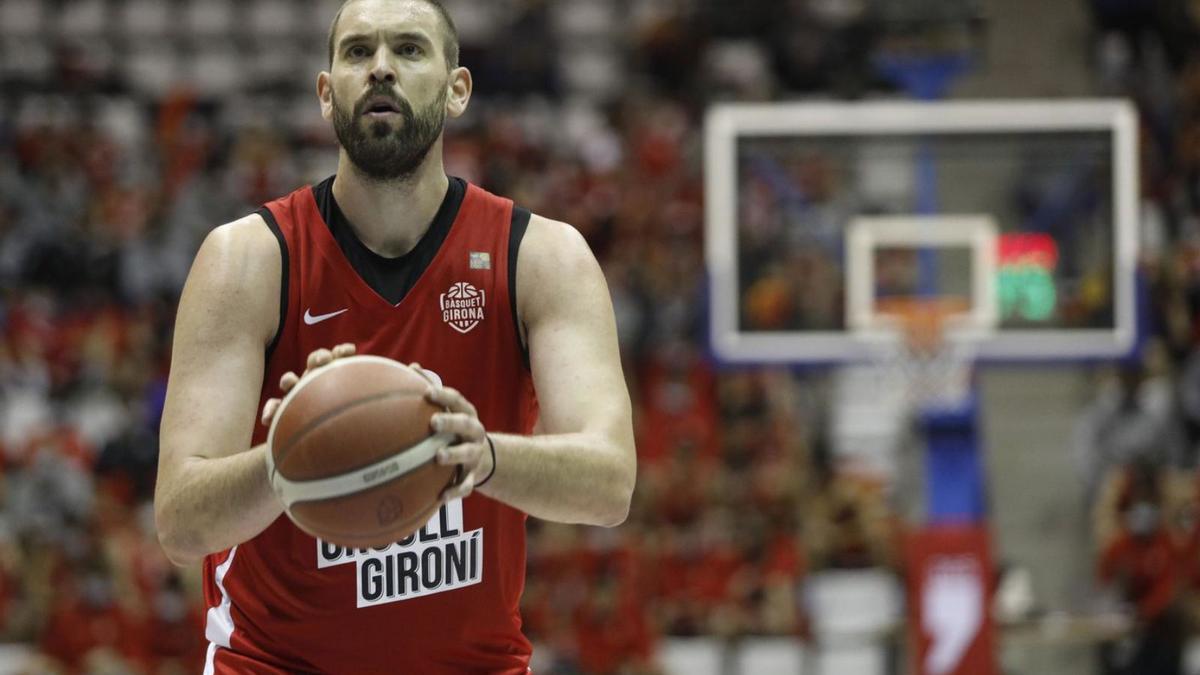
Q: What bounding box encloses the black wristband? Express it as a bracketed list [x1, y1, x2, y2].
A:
[476, 435, 497, 487]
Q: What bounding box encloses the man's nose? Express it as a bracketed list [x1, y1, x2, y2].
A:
[369, 49, 396, 84]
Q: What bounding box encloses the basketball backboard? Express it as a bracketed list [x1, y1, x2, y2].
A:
[705, 100, 1138, 363]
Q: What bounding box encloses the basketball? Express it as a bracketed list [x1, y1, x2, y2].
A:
[265, 355, 458, 548]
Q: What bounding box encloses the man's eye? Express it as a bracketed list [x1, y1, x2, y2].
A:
[398, 44, 422, 57]
[347, 46, 368, 58]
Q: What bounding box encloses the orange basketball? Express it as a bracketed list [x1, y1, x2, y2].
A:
[266, 355, 458, 548]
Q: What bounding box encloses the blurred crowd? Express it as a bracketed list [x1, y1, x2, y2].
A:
[2, 0, 1200, 673]
[1077, 1, 1200, 674]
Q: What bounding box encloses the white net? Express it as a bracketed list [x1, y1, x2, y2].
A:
[864, 334, 977, 414]
[831, 309, 978, 480]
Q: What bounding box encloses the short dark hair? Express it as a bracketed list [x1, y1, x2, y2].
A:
[327, 0, 459, 70]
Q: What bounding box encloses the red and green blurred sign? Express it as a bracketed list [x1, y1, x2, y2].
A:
[997, 234, 1058, 322]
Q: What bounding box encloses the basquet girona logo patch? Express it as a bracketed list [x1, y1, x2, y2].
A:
[440, 282, 486, 334]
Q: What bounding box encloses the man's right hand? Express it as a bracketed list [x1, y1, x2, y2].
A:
[260, 343, 357, 426]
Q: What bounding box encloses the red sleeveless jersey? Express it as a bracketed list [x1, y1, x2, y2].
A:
[201, 179, 537, 675]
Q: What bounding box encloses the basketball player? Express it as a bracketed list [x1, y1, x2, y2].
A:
[152, 1, 636, 672]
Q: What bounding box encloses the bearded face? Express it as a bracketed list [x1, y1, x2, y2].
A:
[331, 83, 447, 182]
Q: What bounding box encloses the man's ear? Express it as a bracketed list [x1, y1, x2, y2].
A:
[446, 66, 472, 119]
[317, 71, 334, 122]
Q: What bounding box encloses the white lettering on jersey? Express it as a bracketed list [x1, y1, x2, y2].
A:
[439, 282, 485, 334]
[316, 499, 483, 608]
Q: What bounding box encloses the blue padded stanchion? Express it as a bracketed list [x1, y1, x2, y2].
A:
[921, 394, 987, 522]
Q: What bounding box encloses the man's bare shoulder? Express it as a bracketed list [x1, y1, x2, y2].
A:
[180, 213, 282, 345]
[193, 213, 281, 284]
[520, 213, 594, 273]
[203, 212, 279, 260]
[516, 213, 606, 321]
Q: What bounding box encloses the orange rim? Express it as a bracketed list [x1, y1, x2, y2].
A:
[875, 296, 971, 354]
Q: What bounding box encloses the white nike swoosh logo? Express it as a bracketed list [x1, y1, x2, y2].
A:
[303, 308, 349, 325]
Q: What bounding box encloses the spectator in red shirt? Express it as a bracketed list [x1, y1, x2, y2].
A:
[1097, 461, 1185, 675]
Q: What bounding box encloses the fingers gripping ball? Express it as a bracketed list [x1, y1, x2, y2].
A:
[266, 356, 459, 548]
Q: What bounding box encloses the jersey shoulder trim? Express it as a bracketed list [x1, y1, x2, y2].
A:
[508, 206, 531, 369]
[255, 207, 289, 362]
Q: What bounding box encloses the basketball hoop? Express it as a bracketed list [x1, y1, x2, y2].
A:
[843, 215, 996, 415]
[863, 297, 978, 414]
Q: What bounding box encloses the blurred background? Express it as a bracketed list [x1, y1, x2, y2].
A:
[2, 0, 1200, 673]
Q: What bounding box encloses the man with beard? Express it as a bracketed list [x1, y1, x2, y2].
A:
[152, 1, 636, 672]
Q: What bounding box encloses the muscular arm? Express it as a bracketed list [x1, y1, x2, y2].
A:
[473, 215, 635, 526]
[154, 215, 283, 566]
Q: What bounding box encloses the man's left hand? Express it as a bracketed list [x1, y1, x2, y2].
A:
[425, 383, 493, 500]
